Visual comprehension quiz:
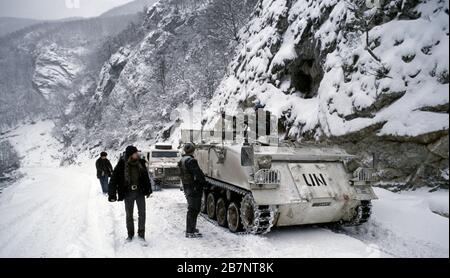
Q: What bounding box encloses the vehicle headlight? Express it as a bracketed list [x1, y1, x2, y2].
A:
[257, 156, 272, 169]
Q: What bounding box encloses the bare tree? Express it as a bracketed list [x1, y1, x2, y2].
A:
[172, 0, 207, 13]
[156, 51, 168, 95]
[345, 0, 382, 63]
[202, 0, 258, 43]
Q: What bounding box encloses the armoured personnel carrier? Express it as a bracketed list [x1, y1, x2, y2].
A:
[180, 114, 377, 234]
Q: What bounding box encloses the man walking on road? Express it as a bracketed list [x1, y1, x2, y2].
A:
[178, 143, 206, 238]
[96, 152, 113, 194]
[109, 146, 152, 243]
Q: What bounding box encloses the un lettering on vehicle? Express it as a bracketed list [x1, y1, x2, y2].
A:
[302, 173, 328, 187]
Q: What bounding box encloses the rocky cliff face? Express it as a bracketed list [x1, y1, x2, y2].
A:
[0, 14, 142, 129]
[206, 0, 449, 188]
[32, 43, 85, 101]
[62, 0, 257, 154]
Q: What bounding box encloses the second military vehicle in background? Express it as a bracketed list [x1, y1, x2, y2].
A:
[144, 144, 181, 188]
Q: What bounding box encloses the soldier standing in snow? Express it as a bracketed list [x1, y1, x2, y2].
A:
[95, 152, 113, 194]
[178, 143, 206, 238]
[108, 146, 152, 243]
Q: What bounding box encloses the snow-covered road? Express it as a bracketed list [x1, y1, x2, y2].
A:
[0, 121, 448, 258]
[0, 164, 385, 258]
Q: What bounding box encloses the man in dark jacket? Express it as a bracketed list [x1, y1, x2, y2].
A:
[96, 152, 113, 194]
[109, 146, 152, 243]
[178, 143, 206, 238]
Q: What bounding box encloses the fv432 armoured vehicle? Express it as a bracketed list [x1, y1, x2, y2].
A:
[181, 123, 377, 234]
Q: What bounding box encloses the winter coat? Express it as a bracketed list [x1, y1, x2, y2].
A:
[178, 155, 206, 197]
[109, 158, 152, 201]
[96, 158, 113, 178]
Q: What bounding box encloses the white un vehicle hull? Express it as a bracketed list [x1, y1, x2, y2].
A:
[181, 108, 376, 234]
[190, 140, 377, 234]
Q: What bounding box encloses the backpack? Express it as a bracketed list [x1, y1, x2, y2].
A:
[179, 156, 195, 185]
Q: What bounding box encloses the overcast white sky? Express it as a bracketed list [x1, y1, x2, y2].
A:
[0, 0, 135, 20]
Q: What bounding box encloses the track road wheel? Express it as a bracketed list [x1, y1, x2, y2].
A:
[207, 193, 216, 219]
[227, 202, 242, 233]
[216, 198, 228, 227]
[200, 191, 207, 214]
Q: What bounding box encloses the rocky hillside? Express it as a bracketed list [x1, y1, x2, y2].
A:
[61, 0, 257, 155]
[205, 0, 449, 188]
[0, 14, 143, 129]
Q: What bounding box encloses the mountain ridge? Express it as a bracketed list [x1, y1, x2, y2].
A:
[0, 17, 41, 37]
[101, 0, 159, 17]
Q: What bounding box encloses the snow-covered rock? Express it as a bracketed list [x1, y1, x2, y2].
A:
[67, 0, 258, 155]
[32, 43, 85, 101]
[206, 0, 449, 188]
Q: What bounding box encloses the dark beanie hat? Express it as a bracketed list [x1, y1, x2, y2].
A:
[184, 143, 196, 154]
[125, 146, 139, 158]
[100, 152, 108, 157]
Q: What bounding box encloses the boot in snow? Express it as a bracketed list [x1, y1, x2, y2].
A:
[186, 232, 203, 238]
[137, 236, 148, 247]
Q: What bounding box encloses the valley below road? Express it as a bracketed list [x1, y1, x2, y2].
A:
[0, 121, 448, 258]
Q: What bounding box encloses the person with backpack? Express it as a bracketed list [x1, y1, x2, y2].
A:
[95, 152, 113, 194]
[108, 146, 152, 243]
[178, 143, 206, 238]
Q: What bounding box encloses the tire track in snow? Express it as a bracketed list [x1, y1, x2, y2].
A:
[332, 221, 448, 258]
[73, 170, 117, 257]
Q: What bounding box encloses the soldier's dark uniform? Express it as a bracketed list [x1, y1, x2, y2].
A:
[178, 144, 206, 238]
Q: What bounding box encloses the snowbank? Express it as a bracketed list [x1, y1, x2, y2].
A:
[5, 121, 62, 168]
[343, 187, 449, 258]
[400, 188, 449, 217]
